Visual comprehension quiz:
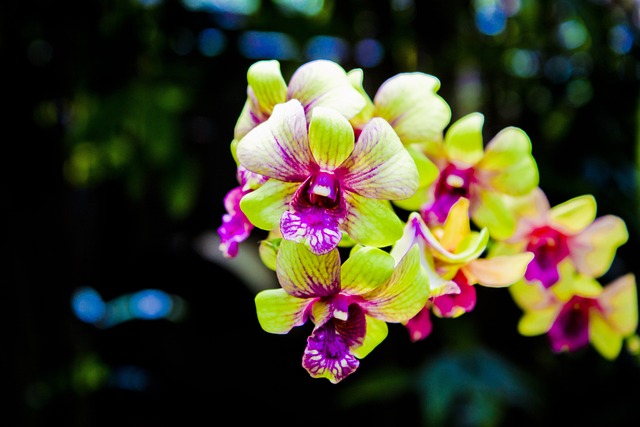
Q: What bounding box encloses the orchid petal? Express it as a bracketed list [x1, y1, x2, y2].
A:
[239, 180, 298, 230]
[478, 127, 539, 195]
[233, 97, 262, 142]
[432, 228, 489, 264]
[281, 205, 343, 255]
[569, 215, 628, 278]
[518, 306, 558, 336]
[590, 312, 623, 360]
[255, 288, 312, 334]
[246, 59, 288, 117]
[440, 197, 471, 252]
[342, 117, 419, 200]
[340, 246, 395, 295]
[308, 106, 355, 169]
[362, 245, 431, 323]
[392, 146, 439, 212]
[509, 279, 554, 311]
[465, 252, 534, 288]
[276, 239, 341, 298]
[551, 261, 603, 302]
[237, 99, 314, 181]
[342, 194, 404, 248]
[302, 318, 361, 384]
[549, 194, 596, 234]
[600, 273, 638, 335]
[287, 59, 366, 120]
[471, 190, 516, 240]
[373, 73, 451, 145]
[404, 307, 433, 342]
[346, 68, 375, 130]
[352, 317, 388, 359]
[444, 112, 485, 166]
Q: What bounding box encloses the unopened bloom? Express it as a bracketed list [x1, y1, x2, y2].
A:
[255, 239, 430, 383]
[495, 188, 628, 289]
[510, 263, 638, 359]
[237, 99, 418, 255]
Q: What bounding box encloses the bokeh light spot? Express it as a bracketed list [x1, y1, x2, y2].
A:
[238, 31, 299, 60]
[305, 35, 349, 62]
[475, 5, 507, 36]
[354, 38, 384, 68]
[199, 28, 226, 57]
[71, 287, 106, 324]
[609, 24, 634, 55]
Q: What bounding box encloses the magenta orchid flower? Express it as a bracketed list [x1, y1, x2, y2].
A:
[236, 99, 419, 255]
[495, 187, 629, 289]
[510, 262, 638, 359]
[255, 239, 430, 383]
[391, 198, 533, 342]
[218, 59, 367, 257]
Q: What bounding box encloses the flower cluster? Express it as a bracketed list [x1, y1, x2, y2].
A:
[217, 59, 639, 384]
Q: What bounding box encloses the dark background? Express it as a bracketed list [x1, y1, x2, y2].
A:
[6, 0, 640, 425]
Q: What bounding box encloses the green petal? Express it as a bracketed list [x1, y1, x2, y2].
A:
[236, 99, 313, 181]
[308, 106, 354, 169]
[342, 118, 419, 200]
[364, 245, 431, 323]
[477, 127, 539, 195]
[288, 59, 366, 120]
[255, 288, 311, 334]
[373, 73, 451, 145]
[346, 68, 375, 130]
[590, 311, 623, 360]
[551, 261, 602, 302]
[342, 194, 404, 248]
[508, 279, 550, 311]
[471, 190, 516, 241]
[351, 317, 388, 359]
[276, 239, 341, 297]
[549, 194, 596, 234]
[570, 215, 629, 278]
[600, 273, 638, 335]
[240, 180, 298, 230]
[247, 59, 288, 117]
[340, 246, 395, 295]
[444, 112, 485, 165]
[258, 234, 282, 271]
[517, 307, 558, 336]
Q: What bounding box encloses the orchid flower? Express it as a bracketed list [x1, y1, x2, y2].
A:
[493, 187, 628, 289]
[406, 112, 539, 240]
[218, 59, 367, 257]
[390, 198, 533, 341]
[509, 262, 638, 360]
[255, 239, 430, 383]
[236, 99, 419, 255]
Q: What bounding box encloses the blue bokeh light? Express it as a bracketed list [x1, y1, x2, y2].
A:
[475, 5, 507, 36]
[199, 28, 226, 57]
[129, 289, 173, 320]
[354, 38, 384, 68]
[71, 287, 106, 324]
[238, 31, 299, 60]
[305, 35, 349, 62]
[609, 24, 634, 55]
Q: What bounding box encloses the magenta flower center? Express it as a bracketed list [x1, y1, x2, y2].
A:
[524, 225, 570, 288]
[548, 295, 600, 353]
[306, 170, 341, 208]
[423, 164, 477, 223]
